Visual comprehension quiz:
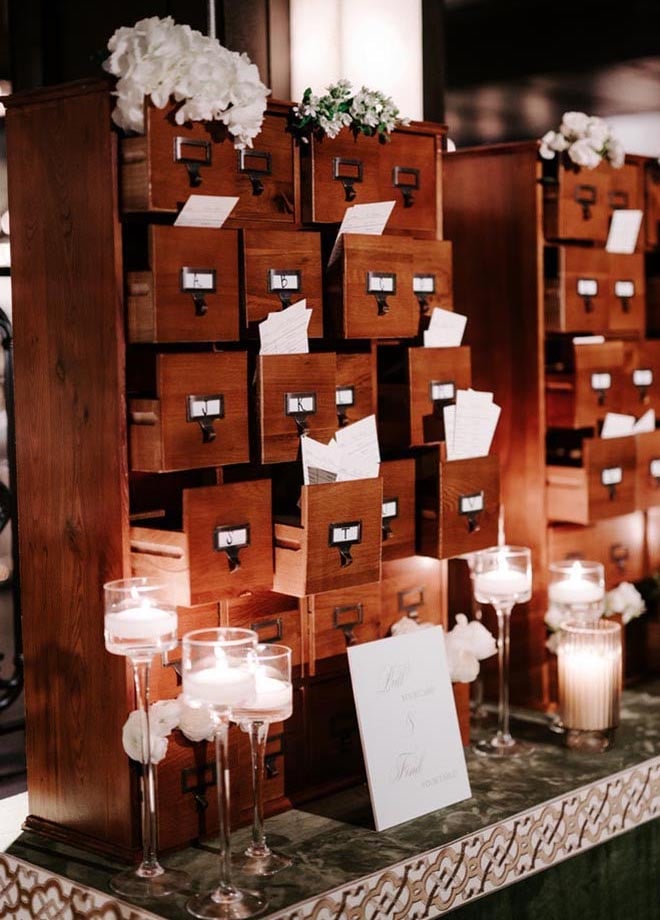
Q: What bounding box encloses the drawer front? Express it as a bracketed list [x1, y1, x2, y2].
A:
[635, 431, 660, 509]
[157, 734, 220, 850]
[379, 556, 445, 636]
[302, 131, 381, 224]
[606, 252, 646, 335]
[555, 246, 608, 332]
[378, 129, 440, 236]
[411, 239, 453, 316]
[380, 458, 416, 561]
[546, 341, 625, 429]
[232, 720, 301, 824]
[305, 674, 365, 790]
[551, 161, 612, 243]
[226, 592, 304, 676]
[547, 511, 646, 588]
[608, 161, 645, 249]
[122, 104, 296, 223]
[621, 340, 660, 415]
[129, 351, 249, 472]
[438, 455, 501, 558]
[335, 351, 376, 428]
[257, 353, 337, 463]
[310, 581, 381, 669]
[127, 226, 240, 343]
[408, 346, 471, 446]
[183, 479, 273, 603]
[242, 229, 323, 336]
[339, 234, 417, 339]
[584, 436, 637, 521]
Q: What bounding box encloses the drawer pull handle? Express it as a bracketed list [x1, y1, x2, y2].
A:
[238, 149, 271, 196]
[608, 189, 629, 210]
[174, 137, 212, 188]
[268, 268, 301, 309]
[610, 543, 629, 572]
[329, 519, 362, 568]
[366, 271, 396, 316]
[574, 183, 596, 220]
[398, 586, 424, 618]
[336, 385, 355, 427]
[601, 466, 622, 500]
[214, 523, 251, 572]
[459, 491, 484, 533]
[413, 273, 436, 312]
[186, 393, 224, 443]
[633, 367, 653, 402]
[392, 165, 420, 208]
[333, 156, 363, 202]
[576, 277, 598, 314]
[265, 753, 280, 779]
[181, 760, 216, 795]
[333, 603, 364, 646]
[161, 640, 182, 676]
[614, 279, 635, 314]
[590, 372, 611, 407]
[264, 732, 284, 777]
[382, 497, 399, 541]
[250, 617, 284, 643]
[180, 267, 217, 317]
[285, 391, 317, 437]
[649, 458, 660, 482]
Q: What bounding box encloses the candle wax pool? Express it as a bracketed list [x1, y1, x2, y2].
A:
[184, 666, 256, 707]
[105, 606, 177, 639]
[474, 568, 530, 602]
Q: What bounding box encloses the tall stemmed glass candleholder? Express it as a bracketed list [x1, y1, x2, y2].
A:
[471, 546, 533, 757]
[104, 577, 190, 899]
[232, 644, 293, 878]
[182, 627, 265, 920]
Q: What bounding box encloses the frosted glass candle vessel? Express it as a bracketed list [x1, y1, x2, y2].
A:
[558, 619, 622, 753]
[548, 560, 605, 624]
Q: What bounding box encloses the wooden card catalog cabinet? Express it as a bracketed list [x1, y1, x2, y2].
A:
[241, 229, 323, 336]
[417, 448, 500, 559]
[129, 351, 249, 472]
[646, 161, 660, 249]
[606, 253, 646, 335]
[411, 239, 453, 315]
[377, 345, 471, 449]
[544, 246, 608, 333]
[547, 511, 646, 588]
[121, 100, 296, 222]
[308, 581, 381, 673]
[634, 430, 660, 509]
[380, 458, 416, 561]
[156, 734, 221, 851]
[621, 340, 660, 416]
[546, 434, 636, 524]
[130, 480, 274, 606]
[545, 337, 625, 428]
[299, 121, 443, 237]
[379, 555, 445, 637]
[273, 478, 383, 597]
[257, 353, 337, 463]
[127, 225, 240, 343]
[326, 234, 418, 339]
[335, 350, 376, 428]
[225, 591, 305, 677]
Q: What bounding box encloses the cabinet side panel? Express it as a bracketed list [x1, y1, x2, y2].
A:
[6, 82, 133, 850]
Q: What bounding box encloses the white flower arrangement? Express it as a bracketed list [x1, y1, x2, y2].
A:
[103, 15, 270, 149]
[389, 613, 496, 682]
[121, 694, 218, 763]
[603, 581, 646, 625]
[539, 111, 625, 170]
[290, 79, 409, 144]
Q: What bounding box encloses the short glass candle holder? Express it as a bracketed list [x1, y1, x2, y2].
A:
[548, 560, 605, 625]
[557, 618, 622, 753]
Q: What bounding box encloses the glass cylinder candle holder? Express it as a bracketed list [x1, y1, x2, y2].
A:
[557, 619, 622, 753]
[548, 560, 605, 624]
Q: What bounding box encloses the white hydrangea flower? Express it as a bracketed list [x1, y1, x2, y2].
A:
[449, 613, 497, 660]
[604, 581, 646, 625]
[444, 635, 480, 683]
[538, 111, 624, 168]
[544, 604, 568, 632]
[560, 111, 591, 138]
[545, 632, 560, 655]
[389, 615, 434, 636]
[567, 137, 603, 169]
[607, 138, 626, 169]
[177, 694, 217, 743]
[122, 708, 170, 764]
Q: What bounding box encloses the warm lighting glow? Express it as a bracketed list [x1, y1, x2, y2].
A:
[290, 0, 423, 120]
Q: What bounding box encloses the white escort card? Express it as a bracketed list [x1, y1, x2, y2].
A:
[328, 200, 396, 267]
[601, 408, 656, 438]
[258, 299, 312, 355]
[443, 388, 501, 460]
[174, 194, 239, 228]
[301, 414, 381, 485]
[605, 209, 643, 254]
[423, 307, 467, 348]
[347, 627, 471, 832]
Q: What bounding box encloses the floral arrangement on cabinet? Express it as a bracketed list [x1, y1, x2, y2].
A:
[539, 111, 625, 169]
[391, 612, 496, 682]
[289, 79, 409, 143]
[102, 15, 270, 149]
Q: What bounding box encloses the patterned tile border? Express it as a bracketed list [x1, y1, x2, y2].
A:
[0, 756, 658, 920]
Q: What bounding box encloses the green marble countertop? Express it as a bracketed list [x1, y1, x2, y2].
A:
[6, 680, 660, 919]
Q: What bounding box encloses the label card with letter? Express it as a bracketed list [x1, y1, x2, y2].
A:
[347, 627, 471, 831]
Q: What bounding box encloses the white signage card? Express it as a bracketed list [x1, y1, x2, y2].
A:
[347, 628, 471, 832]
[328, 200, 396, 267]
[174, 195, 239, 229]
[605, 209, 643, 254]
[423, 307, 468, 348]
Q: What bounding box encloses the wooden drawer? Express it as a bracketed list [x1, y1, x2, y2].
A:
[273, 478, 383, 597]
[645, 505, 660, 570]
[609, 160, 646, 250]
[380, 556, 445, 636]
[127, 226, 240, 344]
[646, 160, 660, 250]
[547, 511, 646, 588]
[129, 351, 249, 472]
[606, 252, 646, 335]
[241, 229, 323, 336]
[377, 345, 472, 450]
[417, 448, 500, 558]
[151, 602, 220, 700]
[411, 239, 453, 316]
[225, 591, 305, 677]
[335, 350, 376, 428]
[257, 353, 337, 463]
[130, 480, 273, 605]
[380, 458, 416, 561]
[121, 100, 297, 224]
[635, 430, 660, 509]
[621, 340, 660, 416]
[544, 245, 608, 333]
[299, 122, 443, 237]
[326, 234, 418, 339]
[545, 337, 625, 428]
[304, 673, 365, 792]
[309, 581, 381, 673]
[157, 733, 220, 851]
